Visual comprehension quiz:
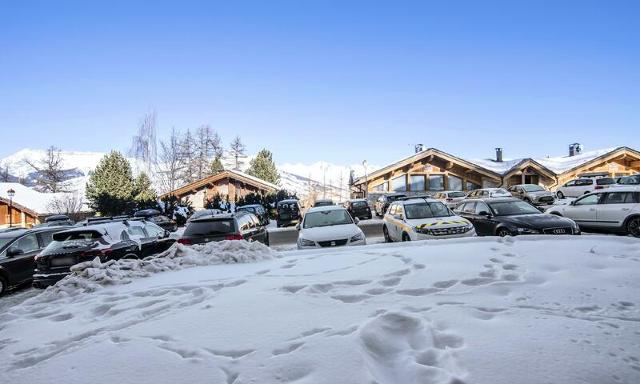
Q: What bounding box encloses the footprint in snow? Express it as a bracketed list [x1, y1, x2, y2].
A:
[272, 342, 305, 356]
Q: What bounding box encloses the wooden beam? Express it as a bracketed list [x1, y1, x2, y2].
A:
[445, 161, 453, 170]
[631, 160, 640, 167]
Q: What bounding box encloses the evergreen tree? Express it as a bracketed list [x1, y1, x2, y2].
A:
[204, 193, 224, 210]
[133, 171, 157, 210]
[85, 151, 135, 215]
[246, 149, 280, 184]
[210, 155, 224, 175]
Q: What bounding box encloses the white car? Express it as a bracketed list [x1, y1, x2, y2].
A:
[432, 191, 467, 208]
[382, 197, 476, 242]
[546, 187, 640, 237]
[296, 206, 366, 249]
[555, 178, 616, 198]
[466, 188, 512, 199]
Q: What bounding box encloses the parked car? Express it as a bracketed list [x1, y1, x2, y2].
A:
[454, 197, 579, 237]
[344, 199, 373, 220]
[466, 188, 512, 199]
[0, 226, 72, 294]
[432, 191, 468, 208]
[133, 209, 178, 232]
[276, 199, 302, 228]
[313, 199, 334, 207]
[557, 177, 621, 199]
[33, 219, 175, 288]
[616, 174, 640, 186]
[374, 193, 407, 217]
[296, 206, 365, 249]
[382, 196, 475, 242]
[236, 204, 270, 226]
[545, 188, 640, 237]
[508, 184, 556, 206]
[179, 212, 269, 245]
[33, 214, 75, 228]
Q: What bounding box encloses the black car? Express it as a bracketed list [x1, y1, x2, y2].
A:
[33, 214, 75, 228]
[178, 212, 269, 245]
[236, 204, 270, 226]
[344, 199, 372, 220]
[0, 226, 71, 294]
[374, 193, 407, 217]
[133, 209, 178, 232]
[33, 219, 175, 288]
[453, 197, 580, 237]
[276, 199, 302, 228]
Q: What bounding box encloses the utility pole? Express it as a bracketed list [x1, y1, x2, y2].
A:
[362, 160, 368, 199]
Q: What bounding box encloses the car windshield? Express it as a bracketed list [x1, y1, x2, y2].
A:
[278, 202, 299, 211]
[352, 201, 368, 208]
[184, 219, 235, 236]
[304, 209, 353, 228]
[314, 201, 333, 207]
[491, 189, 510, 195]
[488, 201, 541, 216]
[404, 202, 452, 219]
[449, 192, 466, 198]
[387, 195, 406, 202]
[521, 185, 545, 192]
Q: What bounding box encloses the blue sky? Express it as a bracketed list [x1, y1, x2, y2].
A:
[1, 0, 638, 166]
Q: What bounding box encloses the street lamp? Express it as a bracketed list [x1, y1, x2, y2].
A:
[362, 160, 368, 199]
[7, 188, 15, 227]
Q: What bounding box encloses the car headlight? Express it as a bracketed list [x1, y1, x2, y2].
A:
[298, 238, 316, 247]
[464, 222, 474, 231]
[414, 226, 432, 235]
[350, 233, 365, 242]
[516, 227, 540, 234]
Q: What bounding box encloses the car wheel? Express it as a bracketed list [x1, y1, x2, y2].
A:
[383, 225, 392, 243]
[123, 253, 139, 260]
[627, 216, 640, 238]
[556, 191, 565, 199]
[584, 191, 590, 194]
[496, 228, 511, 237]
[0, 275, 7, 296]
[402, 232, 411, 242]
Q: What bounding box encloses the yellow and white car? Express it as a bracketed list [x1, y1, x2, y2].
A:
[382, 196, 476, 242]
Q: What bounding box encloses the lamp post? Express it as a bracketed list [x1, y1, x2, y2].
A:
[362, 160, 368, 199]
[7, 188, 15, 227]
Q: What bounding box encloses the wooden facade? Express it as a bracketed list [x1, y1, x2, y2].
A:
[160, 170, 278, 210]
[0, 198, 39, 228]
[351, 147, 640, 198]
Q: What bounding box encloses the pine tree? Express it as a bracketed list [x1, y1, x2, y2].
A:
[133, 171, 157, 210]
[246, 149, 280, 184]
[229, 136, 246, 170]
[85, 151, 135, 215]
[210, 155, 224, 175]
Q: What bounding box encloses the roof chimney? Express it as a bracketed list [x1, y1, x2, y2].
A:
[415, 144, 425, 154]
[495, 147, 503, 162]
[569, 143, 582, 157]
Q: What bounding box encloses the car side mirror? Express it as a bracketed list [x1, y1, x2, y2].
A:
[6, 247, 24, 257]
[354, 217, 360, 225]
[295, 223, 301, 231]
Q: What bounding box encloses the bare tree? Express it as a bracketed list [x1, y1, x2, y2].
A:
[179, 129, 198, 183]
[195, 125, 223, 179]
[157, 127, 184, 193]
[229, 136, 247, 171]
[24, 146, 67, 192]
[130, 110, 158, 173]
[47, 192, 84, 220]
[0, 162, 10, 182]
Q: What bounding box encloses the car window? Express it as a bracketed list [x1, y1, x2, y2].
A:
[576, 179, 593, 186]
[12, 234, 39, 253]
[461, 202, 476, 214]
[145, 223, 165, 237]
[619, 175, 640, 185]
[602, 192, 637, 204]
[127, 226, 147, 238]
[120, 230, 131, 241]
[38, 231, 56, 248]
[574, 194, 600, 205]
[474, 202, 491, 215]
[387, 203, 396, 215]
[596, 178, 615, 186]
[565, 180, 576, 187]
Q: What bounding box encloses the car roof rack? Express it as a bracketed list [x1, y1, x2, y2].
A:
[397, 195, 434, 201]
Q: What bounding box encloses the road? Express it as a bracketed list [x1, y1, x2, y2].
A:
[267, 219, 384, 246]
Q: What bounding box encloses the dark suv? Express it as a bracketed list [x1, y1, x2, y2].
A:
[374, 193, 407, 217]
[133, 209, 178, 232]
[33, 219, 175, 288]
[344, 199, 372, 220]
[276, 199, 302, 227]
[178, 212, 269, 245]
[236, 204, 270, 226]
[0, 226, 71, 294]
[33, 214, 75, 228]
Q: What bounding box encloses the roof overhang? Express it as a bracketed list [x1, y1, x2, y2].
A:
[160, 170, 278, 199]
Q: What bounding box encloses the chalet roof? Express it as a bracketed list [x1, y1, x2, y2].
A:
[161, 169, 279, 198]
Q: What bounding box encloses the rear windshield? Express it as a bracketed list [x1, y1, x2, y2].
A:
[352, 201, 368, 208]
[596, 178, 615, 185]
[448, 192, 466, 198]
[387, 195, 406, 202]
[44, 231, 107, 254]
[277, 202, 299, 211]
[184, 219, 236, 236]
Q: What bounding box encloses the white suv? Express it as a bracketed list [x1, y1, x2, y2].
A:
[382, 197, 475, 242]
[545, 187, 640, 237]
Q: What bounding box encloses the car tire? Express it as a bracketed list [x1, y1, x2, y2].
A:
[556, 191, 565, 199]
[123, 253, 139, 260]
[626, 216, 640, 238]
[383, 225, 392, 243]
[496, 228, 511, 237]
[0, 275, 7, 296]
[402, 232, 411, 242]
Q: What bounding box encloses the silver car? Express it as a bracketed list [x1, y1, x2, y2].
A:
[508, 184, 556, 206]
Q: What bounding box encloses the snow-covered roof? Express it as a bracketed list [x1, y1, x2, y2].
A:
[225, 169, 280, 190]
[0, 182, 89, 215]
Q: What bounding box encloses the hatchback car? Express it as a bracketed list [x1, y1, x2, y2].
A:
[297, 206, 365, 249]
[454, 197, 579, 237]
[275, 199, 302, 227]
[178, 212, 269, 245]
[344, 199, 373, 220]
[33, 219, 175, 288]
[432, 191, 468, 208]
[466, 188, 512, 199]
[508, 184, 556, 206]
[555, 178, 597, 198]
[383, 197, 475, 242]
[134, 209, 178, 232]
[236, 204, 270, 226]
[545, 188, 640, 237]
[374, 193, 407, 217]
[0, 226, 71, 294]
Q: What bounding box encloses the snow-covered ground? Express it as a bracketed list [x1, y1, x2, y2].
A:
[1, 236, 639, 384]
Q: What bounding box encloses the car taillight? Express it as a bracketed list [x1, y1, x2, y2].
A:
[225, 233, 244, 240]
[81, 248, 113, 258]
[177, 238, 192, 245]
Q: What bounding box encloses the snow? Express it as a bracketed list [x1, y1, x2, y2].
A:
[0, 182, 76, 214]
[1, 236, 639, 384]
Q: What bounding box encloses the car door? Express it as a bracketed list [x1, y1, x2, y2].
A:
[596, 192, 639, 228]
[385, 203, 400, 241]
[3, 233, 40, 284]
[563, 193, 602, 226]
[471, 201, 495, 236]
[456, 202, 477, 227]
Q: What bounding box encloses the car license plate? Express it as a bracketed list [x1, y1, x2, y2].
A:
[553, 228, 567, 234]
[50, 256, 77, 267]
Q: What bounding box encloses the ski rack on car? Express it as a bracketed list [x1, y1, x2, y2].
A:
[397, 195, 434, 201]
[83, 215, 139, 226]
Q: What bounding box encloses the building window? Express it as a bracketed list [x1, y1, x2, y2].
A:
[466, 181, 480, 191]
[373, 182, 388, 192]
[428, 175, 444, 191]
[391, 175, 407, 192]
[448, 175, 463, 191]
[409, 175, 425, 192]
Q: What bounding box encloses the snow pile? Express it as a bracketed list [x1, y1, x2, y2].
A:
[42, 241, 278, 295]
